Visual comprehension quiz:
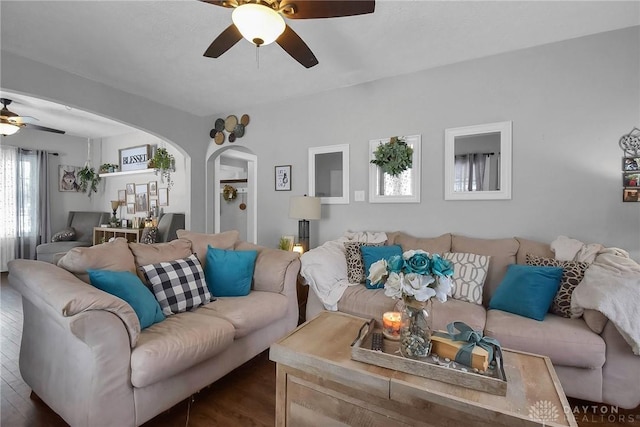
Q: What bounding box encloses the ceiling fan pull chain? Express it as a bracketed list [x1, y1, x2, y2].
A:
[256, 45, 260, 69]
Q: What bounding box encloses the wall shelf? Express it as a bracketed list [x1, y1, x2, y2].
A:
[220, 179, 248, 183]
[99, 169, 157, 178]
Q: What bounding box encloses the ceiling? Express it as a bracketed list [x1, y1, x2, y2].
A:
[1, 1, 639, 138]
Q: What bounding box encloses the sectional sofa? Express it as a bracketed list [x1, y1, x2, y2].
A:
[8, 230, 301, 427]
[302, 231, 640, 409]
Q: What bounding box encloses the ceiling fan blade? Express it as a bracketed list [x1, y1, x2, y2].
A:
[280, 0, 375, 19]
[276, 25, 318, 68]
[8, 115, 38, 125]
[24, 123, 65, 134]
[204, 24, 243, 58]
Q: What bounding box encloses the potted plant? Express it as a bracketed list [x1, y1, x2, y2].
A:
[370, 136, 414, 176]
[99, 163, 119, 173]
[77, 165, 101, 197]
[149, 148, 174, 189]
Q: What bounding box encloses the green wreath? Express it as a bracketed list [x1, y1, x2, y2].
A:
[370, 136, 413, 176]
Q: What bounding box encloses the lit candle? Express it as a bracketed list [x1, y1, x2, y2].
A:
[382, 312, 402, 341]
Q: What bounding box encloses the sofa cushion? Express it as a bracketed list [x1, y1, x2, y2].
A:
[442, 252, 490, 305]
[129, 238, 192, 283]
[526, 254, 590, 318]
[387, 232, 452, 254]
[515, 237, 554, 265]
[428, 298, 487, 333]
[235, 241, 300, 293]
[87, 269, 164, 329]
[489, 264, 563, 321]
[204, 246, 258, 297]
[485, 309, 606, 368]
[57, 237, 136, 283]
[199, 291, 289, 338]
[344, 242, 383, 284]
[131, 311, 235, 388]
[337, 286, 398, 320]
[140, 254, 212, 316]
[176, 230, 239, 267]
[361, 245, 403, 288]
[51, 227, 76, 242]
[451, 235, 519, 306]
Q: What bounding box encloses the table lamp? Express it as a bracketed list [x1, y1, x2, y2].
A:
[289, 195, 321, 252]
[110, 200, 120, 226]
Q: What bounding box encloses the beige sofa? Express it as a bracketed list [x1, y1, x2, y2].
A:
[8, 230, 301, 427]
[303, 232, 640, 409]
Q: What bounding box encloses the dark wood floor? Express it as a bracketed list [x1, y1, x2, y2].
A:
[2, 272, 639, 426]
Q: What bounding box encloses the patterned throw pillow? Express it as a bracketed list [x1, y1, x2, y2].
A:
[344, 242, 383, 284]
[140, 254, 213, 316]
[51, 227, 76, 242]
[443, 252, 491, 305]
[140, 227, 158, 244]
[525, 254, 589, 318]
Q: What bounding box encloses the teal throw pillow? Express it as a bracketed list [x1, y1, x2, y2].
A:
[88, 269, 165, 329]
[489, 264, 563, 321]
[360, 244, 403, 289]
[204, 245, 258, 297]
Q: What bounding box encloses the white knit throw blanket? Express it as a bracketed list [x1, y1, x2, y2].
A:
[552, 236, 640, 356]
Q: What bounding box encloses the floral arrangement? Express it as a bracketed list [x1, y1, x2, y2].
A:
[368, 249, 454, 303]
[370, 136, 413, 176]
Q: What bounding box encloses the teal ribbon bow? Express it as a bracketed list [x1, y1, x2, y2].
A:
[434, 321, 502, 369]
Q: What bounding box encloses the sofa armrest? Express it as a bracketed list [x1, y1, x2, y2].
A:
[8, 259, 141, 347]
[234, 241, 300, 294]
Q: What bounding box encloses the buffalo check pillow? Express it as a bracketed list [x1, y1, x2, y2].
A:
[140, 254, 213, 316]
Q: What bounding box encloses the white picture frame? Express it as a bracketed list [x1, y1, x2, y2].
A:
[275, 165, 291, 191]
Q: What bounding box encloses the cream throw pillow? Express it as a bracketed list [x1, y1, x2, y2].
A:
[443, 252, 491, 305]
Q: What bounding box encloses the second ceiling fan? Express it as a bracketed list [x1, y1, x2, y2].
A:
[201, 0, 375, 68]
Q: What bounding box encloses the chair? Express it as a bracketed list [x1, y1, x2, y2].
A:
[156, 213, 185, 243]
[36, 211, 111, 263]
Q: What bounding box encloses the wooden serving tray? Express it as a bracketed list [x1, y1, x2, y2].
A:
[351, 319, 507, 396]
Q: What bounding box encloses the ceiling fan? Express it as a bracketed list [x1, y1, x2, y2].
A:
[201, 0, 375, 68]
[0, 98, 65, 136]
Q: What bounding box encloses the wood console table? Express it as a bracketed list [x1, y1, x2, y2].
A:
[93, 227, 143, 245]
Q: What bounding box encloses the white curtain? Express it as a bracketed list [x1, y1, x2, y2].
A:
[454, 153, 499, 192]
[0, 146, 18, 271]
[0, 146, 51, 270]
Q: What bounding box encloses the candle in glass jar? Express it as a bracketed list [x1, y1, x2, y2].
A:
[382, 311, 402, 341]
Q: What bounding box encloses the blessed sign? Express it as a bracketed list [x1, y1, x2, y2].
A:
[119, 145, 151, 172]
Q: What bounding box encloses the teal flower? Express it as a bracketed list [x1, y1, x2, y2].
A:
[431, 254, 454, 277]
[387, 255, 404, 273]
[403, 250, 431, 275]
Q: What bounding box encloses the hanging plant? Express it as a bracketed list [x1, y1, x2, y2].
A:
[370, 136, 413, 176]
[148, 148, 175, 189]
[77, 165, 101, 197]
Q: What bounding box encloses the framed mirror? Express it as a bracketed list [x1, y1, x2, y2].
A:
[444, 121, 512, 200]
[309, 144, 349, 204]
[369, 134, 421, 203]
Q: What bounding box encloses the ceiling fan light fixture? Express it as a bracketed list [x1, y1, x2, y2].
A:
[0, 119, 20, 136]
[232, 3, 285, 47]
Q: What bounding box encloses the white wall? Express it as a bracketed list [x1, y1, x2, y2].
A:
[225, 27, 640, 260]
[99, 132, 188, 222]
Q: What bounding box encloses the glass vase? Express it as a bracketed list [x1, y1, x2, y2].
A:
[400, 297, 433, 359]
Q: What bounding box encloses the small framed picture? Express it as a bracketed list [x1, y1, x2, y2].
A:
[59, 165, 81, 192]
[623, 188, 639, 202]
[150, 198, 158, 210]
[158, 188, 169, 206]
[280, 235, 295, 251]
[623, 173, 640, 187]
[126, 183, 135, 195]
[126, 203, 136, 214]
[118, 190, 126, 203]
[275, 165, 291, 191]
[135, 184, 149, 213]
[623, 157, 640, 172]
[149, 181, 158, 197]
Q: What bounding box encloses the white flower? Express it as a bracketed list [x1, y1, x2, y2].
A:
[402, 273, 436, 302]
[402, 249, 429, 260]
[367, 259, 388, 285]
[383, 272, 403, 299]
[433, 275, 452, 303]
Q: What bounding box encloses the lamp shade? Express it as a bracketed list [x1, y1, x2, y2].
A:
[289, 196, 321, 220]
[0, 120, 20, 136]
[232, 3, 286, 47]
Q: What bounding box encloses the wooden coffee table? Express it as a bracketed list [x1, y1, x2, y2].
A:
[270, 311, 577, 427]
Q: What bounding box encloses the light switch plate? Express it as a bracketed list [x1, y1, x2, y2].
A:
[354, 190, 365, 202]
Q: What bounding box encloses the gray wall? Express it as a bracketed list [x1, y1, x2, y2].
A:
[3, 27, 639, 260]
[230, 27, 640, 260]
